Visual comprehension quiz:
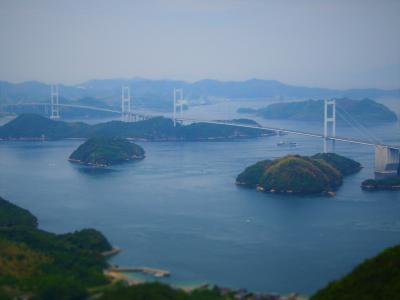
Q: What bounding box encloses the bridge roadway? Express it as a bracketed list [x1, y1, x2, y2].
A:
[3, 102, 399, 150]
[2, 102, 122, 114]
[176, 117, 400, 151]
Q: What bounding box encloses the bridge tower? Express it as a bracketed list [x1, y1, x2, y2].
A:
[121, 86, 132, 122]
[323, 98, 336, 153]
[173, 88, 184, 127]
[50, 85, 60, 120]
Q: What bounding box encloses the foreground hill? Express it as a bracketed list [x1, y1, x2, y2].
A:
[69, 138, 145, 166]
[0, 114, 272, 140]
[236, 153, 361, 195]
[0, 196, 112, 300]
[0, 197, 305, 300]
[238, 98, 398, 125]
[0, 197, 38, 228]
[311, 244, 400, 300]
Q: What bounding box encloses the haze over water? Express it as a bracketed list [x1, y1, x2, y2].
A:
[0, 99, 399, 295]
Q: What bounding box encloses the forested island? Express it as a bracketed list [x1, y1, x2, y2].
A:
[69, 138, 145, 167]
[361, 176, 400, 191]
[0, 114, 272, 141]
[237, 98, 398, 125]
[236, 153, 361, 195]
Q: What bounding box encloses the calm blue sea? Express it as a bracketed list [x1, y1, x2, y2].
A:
[0, 99, 399, 295]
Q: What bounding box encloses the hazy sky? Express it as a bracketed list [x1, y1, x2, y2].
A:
[0, 0, 399, 89]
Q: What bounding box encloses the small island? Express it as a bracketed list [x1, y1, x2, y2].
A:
[361, 176, 400, 191]
[236, 153, 361, 195]
[69, 138, 145, 167]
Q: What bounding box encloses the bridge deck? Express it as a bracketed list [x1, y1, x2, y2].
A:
[176, 118, 400, 150]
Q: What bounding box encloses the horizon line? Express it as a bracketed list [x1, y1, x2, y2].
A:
[0, 77, 399, 92]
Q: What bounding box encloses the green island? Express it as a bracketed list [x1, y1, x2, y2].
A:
[0, 114, 272, 141]
[361, 176, 400, 191]
[237, 98, 398, 125]
[69, 138, 145, 167]
[236, 153, 361, 195]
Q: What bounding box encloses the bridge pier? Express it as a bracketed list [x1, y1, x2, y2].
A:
[374, 145, 400, 179]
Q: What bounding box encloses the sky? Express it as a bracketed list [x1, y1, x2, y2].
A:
[0, 0, 399, 89]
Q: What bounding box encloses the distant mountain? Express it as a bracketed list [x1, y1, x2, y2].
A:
[79, 78, 400, 99]
[1, 78, 399, 113]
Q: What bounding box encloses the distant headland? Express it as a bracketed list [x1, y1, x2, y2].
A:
[0, 114, 273, 141]
[238, 98, 398, 125]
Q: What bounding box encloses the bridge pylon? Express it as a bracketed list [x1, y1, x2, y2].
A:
[323, 98, 336, 153]
[121, 86, 132, 122]
[50, 85, 60, 120]
[173, 88, 184, 127]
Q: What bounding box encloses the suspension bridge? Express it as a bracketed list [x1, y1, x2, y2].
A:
[2, 85, 399, 179]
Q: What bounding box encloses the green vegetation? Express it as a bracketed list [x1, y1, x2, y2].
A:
[311, 153, 362, 176]
[69, 138, 145, 166]
[0, 114, 271, 140]
[58, 229, 112, 253]
[0, 197, 38, 228]
[236, 153, 361, 195]
[236, 160, 272, 188]
[361, 176, 400, 191]
[240, 98, 397, 125]
[0, 196, 112, 299]
[311, 244, 400, 300]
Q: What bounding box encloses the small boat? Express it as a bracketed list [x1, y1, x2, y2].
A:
[277, 141, 297, 147]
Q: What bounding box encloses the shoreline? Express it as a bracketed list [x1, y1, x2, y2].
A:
[101, 246, 122, 257]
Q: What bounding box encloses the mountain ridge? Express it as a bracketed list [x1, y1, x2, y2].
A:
[1, 78, 398, 106]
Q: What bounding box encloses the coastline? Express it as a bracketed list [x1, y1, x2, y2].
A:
[101, 246, 122, 257]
